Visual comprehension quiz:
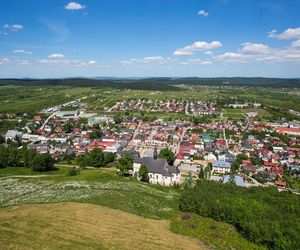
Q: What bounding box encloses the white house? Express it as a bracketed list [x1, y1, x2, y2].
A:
[133, 157, 181, 186]
[204, 153, 217, 162]
[103, 143, 122, 153]
[5, 130, 23, 142]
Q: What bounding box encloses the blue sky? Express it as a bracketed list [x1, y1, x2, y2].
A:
[0, 0, 300, 78]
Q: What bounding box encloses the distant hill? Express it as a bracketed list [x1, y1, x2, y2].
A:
[0, 77, 299, 90]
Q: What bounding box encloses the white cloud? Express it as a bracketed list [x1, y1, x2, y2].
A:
[241, 42, 270, 54]
[0, 31, 8, 35]
[65, 2, 86, 10]
[39, 58, 103, 67]
[174, 41, 222, 56]
[198, 10, 209, 17]
[268, 27, 300, 40]
[205, 51, 213, 56]
[87, 60, 97, 65]
[48, 53, 65, 59]
[292, 40, 300, 47]
[143, 56, 166, 63]
[181, 59, 213, 65]
[13, 49, 32, 55]
[16, 60, 30, 65]
[3, 24, 23, 31]
[217, 41, 300, 63]
[217, 52, 249, 63]
[0, 58, 10, 64]
[120, 56, 171, 65]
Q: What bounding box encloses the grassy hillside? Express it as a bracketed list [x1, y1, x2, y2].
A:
[0, 167, 266, 249]
[0, 203, 206, 250]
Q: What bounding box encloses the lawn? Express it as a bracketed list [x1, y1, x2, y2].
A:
[0, 203, 206, 250]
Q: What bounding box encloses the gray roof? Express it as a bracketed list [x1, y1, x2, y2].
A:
[134, 157, 180, 176]
[5, 130, 21, 138]
[212, 160, 231, 168]
[222, 175, 244, 187]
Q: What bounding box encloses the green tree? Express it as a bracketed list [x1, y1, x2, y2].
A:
[75, 154, 88, 169]
[117, 155, 133, 176]
[61, 152, 75, 164]
[198, 168, 204, 180]
[88, 148, 105, 168]
[104, 152, 115, 165]
[31, 154, 55, 172]
[159, 148, 175, 166]
[89, 130, 103, 139]
[138, 164, 149, 182]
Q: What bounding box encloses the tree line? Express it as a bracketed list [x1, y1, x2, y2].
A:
[0, 145, 55, 172]
[179, 180, 300, 249]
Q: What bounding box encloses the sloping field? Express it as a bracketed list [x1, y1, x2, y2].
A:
[0, 202, 207, 250]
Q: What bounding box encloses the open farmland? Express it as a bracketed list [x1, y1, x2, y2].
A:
[0, 85, 93, 113]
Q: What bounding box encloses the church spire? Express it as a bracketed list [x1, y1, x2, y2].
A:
[154, 146, 158, 160]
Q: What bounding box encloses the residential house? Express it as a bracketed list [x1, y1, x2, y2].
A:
[212, 160, 231, 174]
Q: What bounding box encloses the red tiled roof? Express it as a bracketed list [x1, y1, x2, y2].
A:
[271, 167, 284, 175]
[277, 127, 300, 134]
[274, 181, 286, 187]
[242, 160, 251, 165]
[264, 161, 277, 167]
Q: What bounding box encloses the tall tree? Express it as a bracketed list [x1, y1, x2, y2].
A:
[138, 164, 149, 182]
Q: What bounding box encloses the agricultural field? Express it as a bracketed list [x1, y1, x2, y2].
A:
[1, 84, 300, 116]
[0, 203, 206, 250]
[0, 85, 94, 114]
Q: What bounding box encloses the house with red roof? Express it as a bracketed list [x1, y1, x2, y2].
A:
[271, 167, 284, 175]
[274, 181, 286, 187]
[263, 161, 277, 168]
[276, 127, 300, 136]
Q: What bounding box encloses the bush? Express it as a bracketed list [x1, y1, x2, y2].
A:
[66, 167, 79, 176]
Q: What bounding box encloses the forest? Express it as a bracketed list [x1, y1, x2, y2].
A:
[1, 77, 300, 90]
[179, 180, 300, 250]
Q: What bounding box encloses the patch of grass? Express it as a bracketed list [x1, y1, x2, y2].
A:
[171, 213, 266, 250]
[0, 168, 180, 219]
[0, 203, 206, 250]
[0, 166, 69, 178]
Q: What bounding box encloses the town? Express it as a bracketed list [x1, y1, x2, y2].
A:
[1, 97, 299, 191]
[1, 0, 300, 249]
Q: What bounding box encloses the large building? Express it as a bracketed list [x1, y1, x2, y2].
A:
[133, 157, 181, 186]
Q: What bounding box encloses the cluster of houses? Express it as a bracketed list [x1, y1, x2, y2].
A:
[1, 99, 300, 189]
[111, 99, 219, 115]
